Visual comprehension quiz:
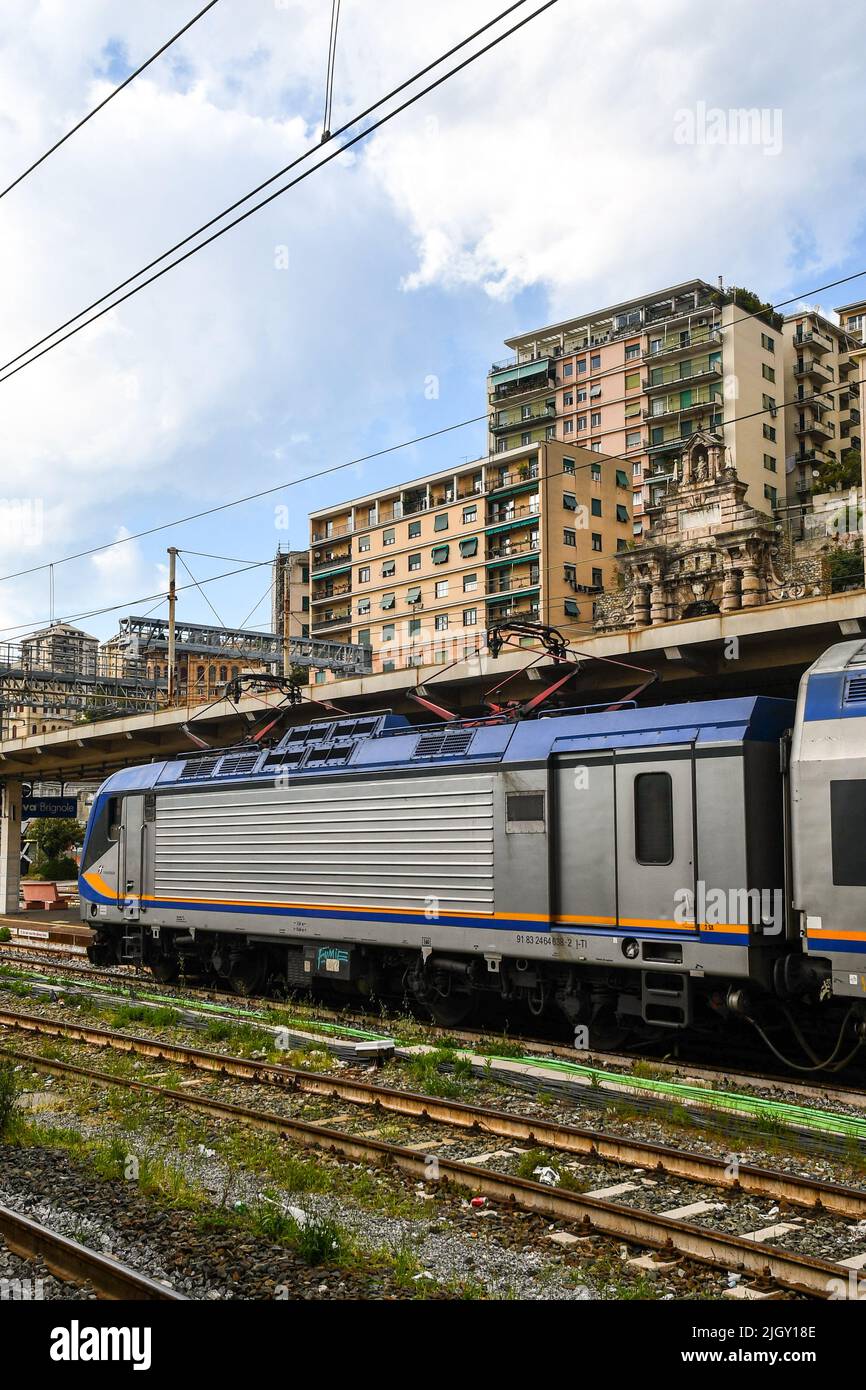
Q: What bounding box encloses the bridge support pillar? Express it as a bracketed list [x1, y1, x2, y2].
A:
[0, 780, 22, 915]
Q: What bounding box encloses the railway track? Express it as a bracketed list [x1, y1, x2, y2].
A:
[0, 1203, 186, 1300]
[5, 949, 866, 1113]
[4, 1008, 866, 1298]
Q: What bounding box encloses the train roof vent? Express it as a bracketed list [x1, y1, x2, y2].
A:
[845, 674, 866, 705]
[218, 752, 261, 776]
[179, 755, 221, 780]
[412, 728, 475, 759]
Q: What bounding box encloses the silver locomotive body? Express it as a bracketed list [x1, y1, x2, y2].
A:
[80, 693, 797, 1032]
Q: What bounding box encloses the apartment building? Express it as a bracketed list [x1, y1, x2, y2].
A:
[308, 442, 632, 679]
[488, 279, 785, 534]
[781, 310, 861, 499]
[837, 298, 866, 344]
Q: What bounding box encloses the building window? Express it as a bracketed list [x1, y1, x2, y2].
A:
[764, 484, 778, 507]
[381, 623, 395, 642]
[563, 529, 576, 547]
[358, 535, 370, 552]
[763, 423, 776, 442]
[381, 559, 396, 577]
[763, 453, 776, 472]
[463, 504, 477, 524]
[383, 528, 396, 545]
[563, 392, 573, 406]
[625, 372, 640, 391]
[435, 579, 449, 598]
[625, 343, 640, 360]
[616, 468, 629, 488]
[592, 567, 603, 587]
[459, 537, 478, 557]
[435, 614, 449, 632]
[577, 359, 586, 374]
[761, 332, 775, 352]
[406, 585, 422, 605]
[626, 431, 642, 450]
[762, 363, 775, 382]
[616, 504, 629, 523]
[463, 574, 477, 592]
[408, 520, 421, 538]
[431, 545, 449, 564]
[563, 362, 573, 377]
[591, 497, 602, 517]
[381, 592, 396, 610]
[382, 660, 395, 673]
[358, 566, 370, 582]
[563, 419, 574, 434]
[617, 538, 628, 551]
[577, 415, 587, 431]
[591, 353, 601, 369]
[590, 462, 601, 481]
[408, 552, 421, 571]
[463, 608, 477, 626]
[434, 513, 449, 532]
[577, 388, 587, 403]
[563, 492, 577, 511]
[564, 598, 580, 617]
[634, 772, 673, 865]
[762, 393, 777, 413]
[591, 412, 601, 428]
[563, 457, 575, 475]
[358, 628, 371, 645]
[592, 533, 602, 551]
[632, 461, 642, 477]
[521, 432, 531, 446]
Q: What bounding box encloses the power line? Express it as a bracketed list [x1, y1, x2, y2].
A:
[0, 1, 223, 203]
[322, 0, 342, 141]
[0, 0, 558, 387]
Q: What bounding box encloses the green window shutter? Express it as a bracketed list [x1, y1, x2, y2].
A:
[616, 504, 629, 523]
[564, 598, 580, 617]
[406, 585, 421, 603]
[431, 545, 449, 564]
[615, 469, 628, 487]
[459, 537, 478, 557]
[381, 593, 396, 610]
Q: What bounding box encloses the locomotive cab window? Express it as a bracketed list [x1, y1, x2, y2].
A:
[830, 780, 866, 886]
[506, 791, 545, 833]
[634, 772, 673, 865]
[81, 795, 121, 871]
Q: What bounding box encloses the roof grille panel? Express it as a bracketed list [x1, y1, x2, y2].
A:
[217, 752, 261, 776]
[179, 756, 220, 780]
[413, 729, 475, 759]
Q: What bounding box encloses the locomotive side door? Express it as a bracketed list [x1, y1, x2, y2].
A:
[614, 749, 697, 932]
[119, 794, 145, 922]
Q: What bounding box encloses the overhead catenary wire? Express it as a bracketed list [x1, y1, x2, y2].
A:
[0, 0, 223, 203]
[0, 0, 559, 388]
[321, 0, 342, 141]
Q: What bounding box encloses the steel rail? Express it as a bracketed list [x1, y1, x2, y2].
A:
[0, 1043, 850, 1297]
[3, 1007, 865, 1216]
[0, 1203, 186, 1300]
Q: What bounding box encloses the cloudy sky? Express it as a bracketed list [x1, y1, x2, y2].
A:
[0, 0, 863, 643]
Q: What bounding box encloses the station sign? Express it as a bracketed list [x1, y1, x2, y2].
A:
[22, 796, 79, 819]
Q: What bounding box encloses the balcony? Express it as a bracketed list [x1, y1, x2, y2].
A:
[311, 612, 352, 633]
[311, 549, 351, 573]
[490, 405, 556, 433]
[643, 360, 722, 392]
[489, 356, 554, 399]
[485, 535, 540, 560]
[794, 357, 833, 385]
[486, 464, 540, 494]
[643, 388, 722, 424]
[642, 324, 721, 360]
[793, 327, 832, 354]
[795, 414, 834, 441]
[311, 580, 352, 603]
[486, 600, 541, 623]
[486, 501, 541, 528]
[485, 571, 540, 596]
[311, 521, 353, 543]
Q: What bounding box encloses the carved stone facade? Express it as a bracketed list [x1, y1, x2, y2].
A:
[593, 431, 828, 631]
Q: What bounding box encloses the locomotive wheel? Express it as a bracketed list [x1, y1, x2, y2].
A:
[426, 993, 474, 1027]
[228, 952, 267, 996]
[149, 957, 179, 984]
